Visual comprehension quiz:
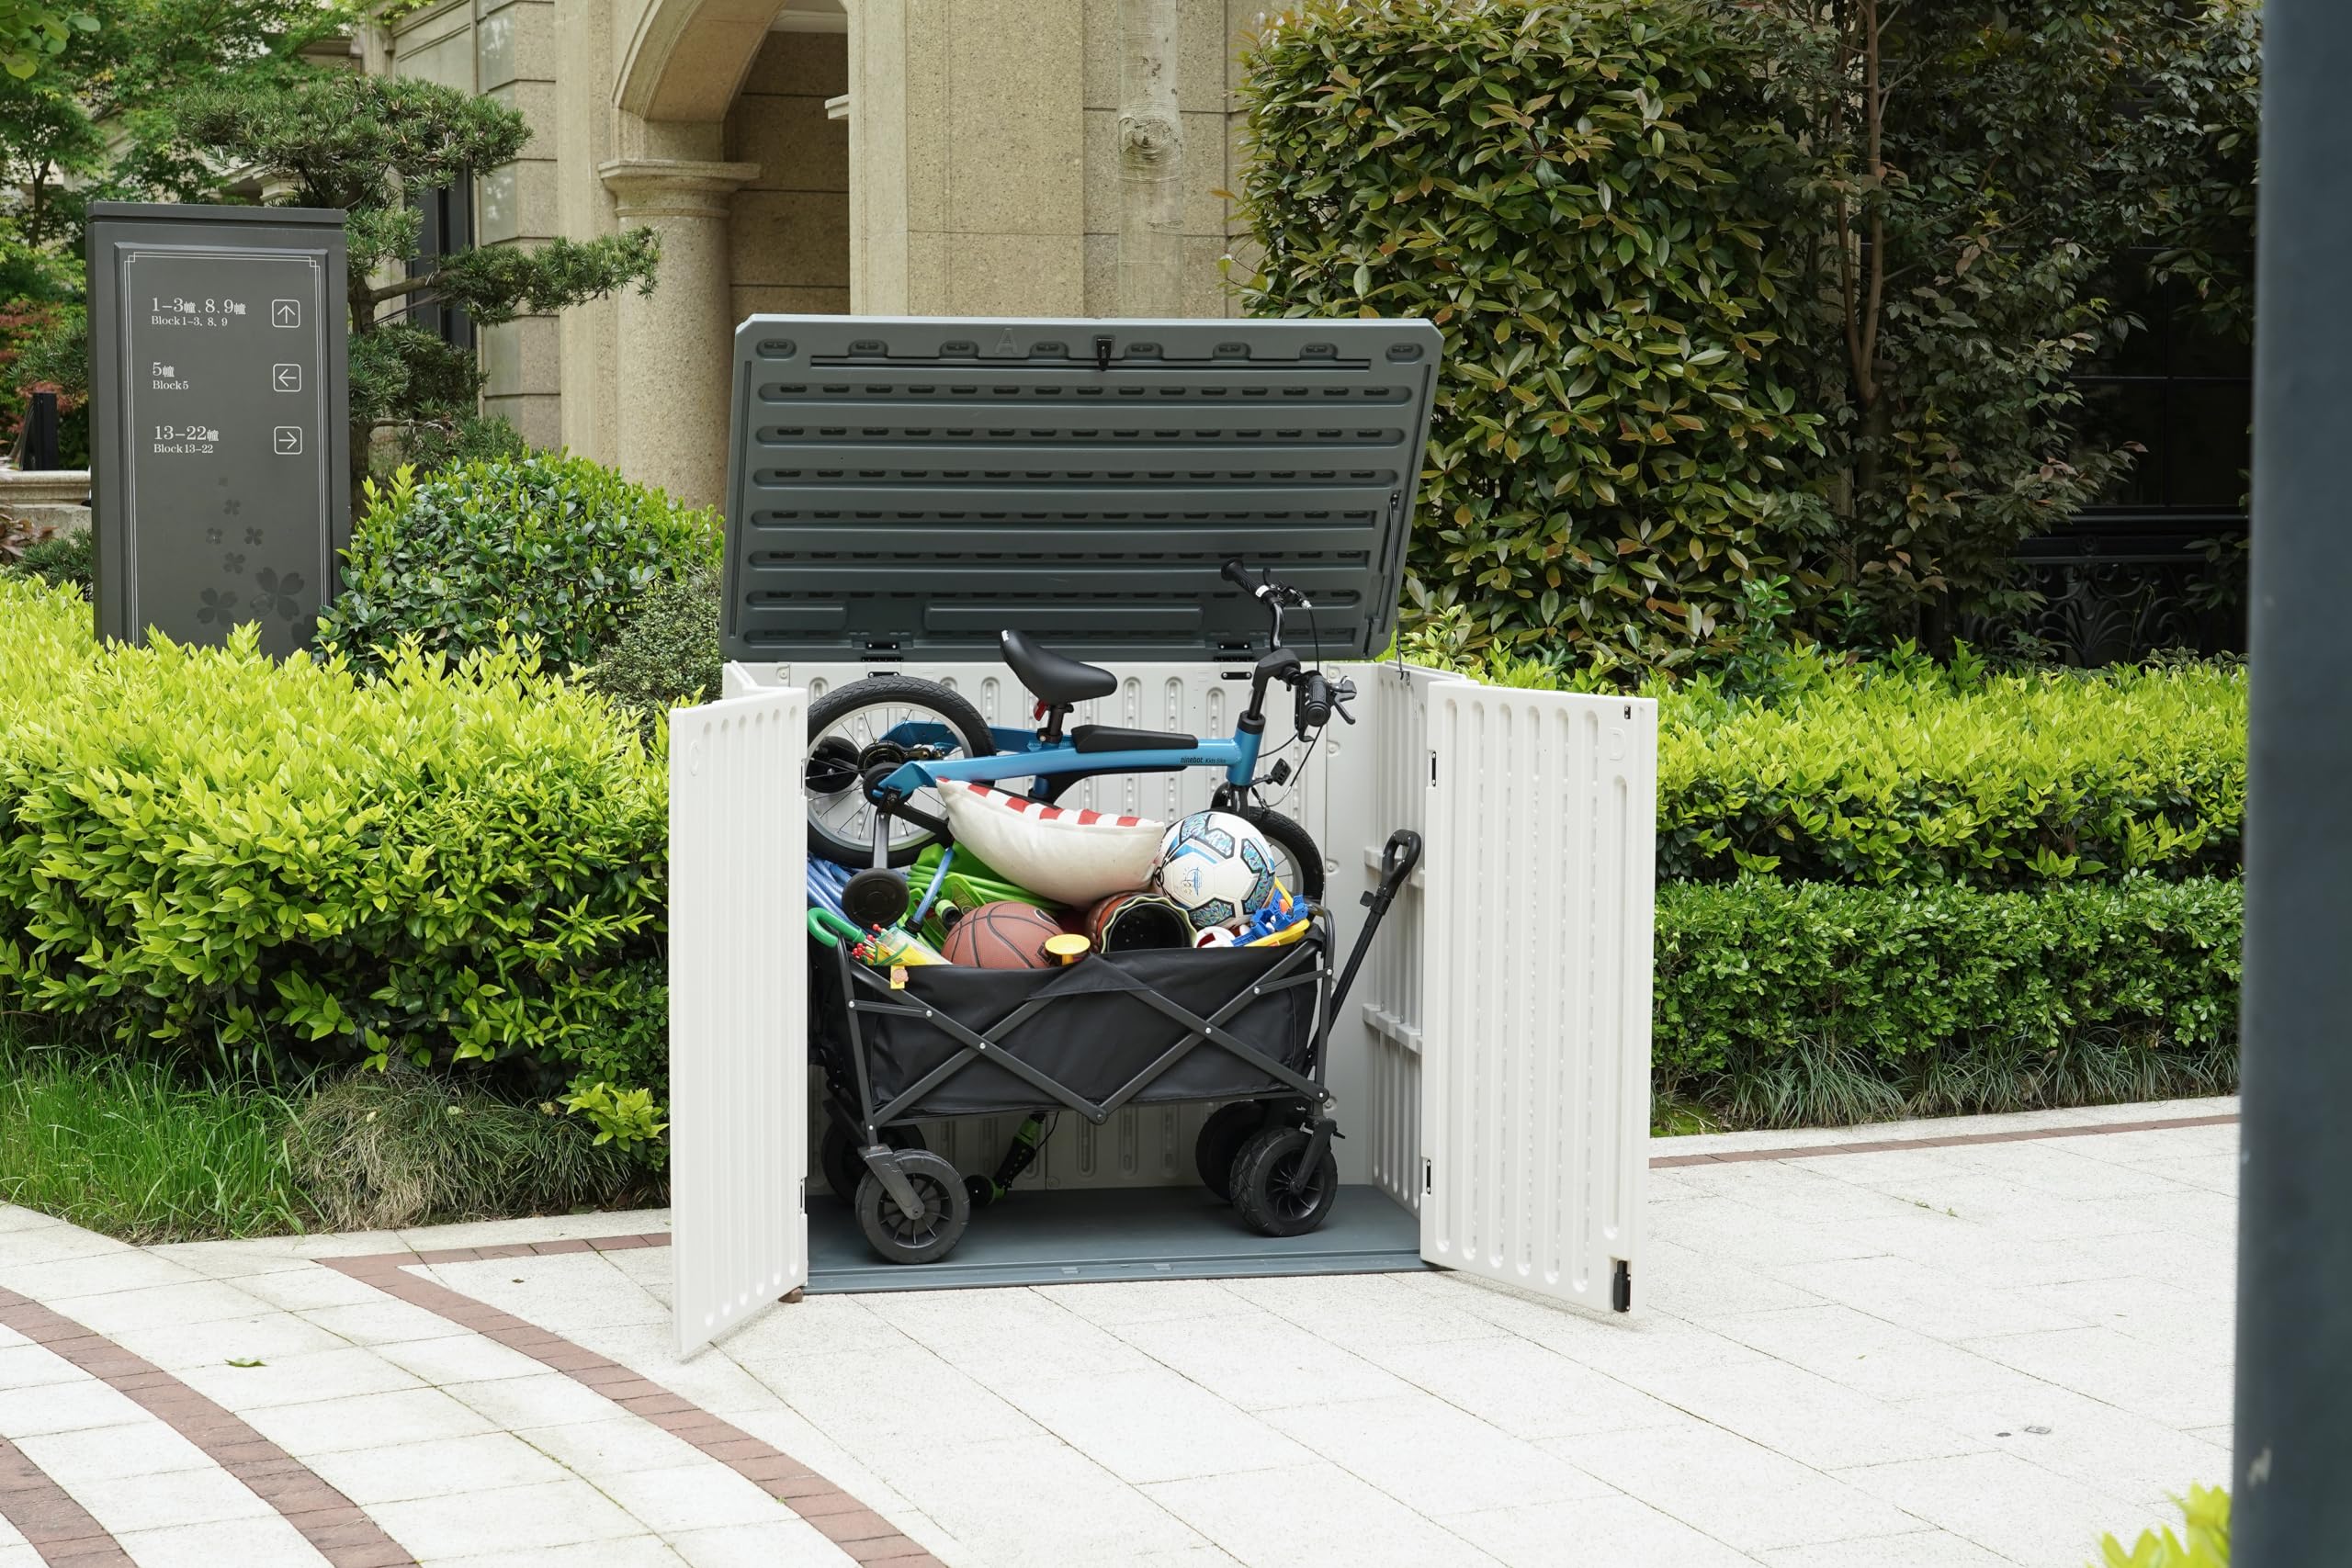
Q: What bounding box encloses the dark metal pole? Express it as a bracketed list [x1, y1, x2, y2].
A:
[24, 390, 58, 471]
[2233, 2, 2352, 1561]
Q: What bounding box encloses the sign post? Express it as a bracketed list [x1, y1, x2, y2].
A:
[85, 203, 348, 657]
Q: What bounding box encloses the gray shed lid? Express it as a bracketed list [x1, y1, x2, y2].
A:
[719, 316, 1442, 662]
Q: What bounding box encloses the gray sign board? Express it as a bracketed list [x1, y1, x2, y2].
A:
[86, 203, 349, 657]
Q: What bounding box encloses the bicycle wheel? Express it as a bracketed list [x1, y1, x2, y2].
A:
[1234, 805, 1326, 903]
[805, 676, 995, 869]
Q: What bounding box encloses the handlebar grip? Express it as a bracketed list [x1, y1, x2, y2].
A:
[1220, 558, 1256, 592]
[1300, 672, 1333, 729]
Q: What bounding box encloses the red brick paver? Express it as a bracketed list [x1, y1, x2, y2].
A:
[322, 1245, 944, 1568]
[0, 1286, 415, 1566]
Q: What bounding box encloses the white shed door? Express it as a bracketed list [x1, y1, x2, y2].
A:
[1419, 684, 1656, 1314]
[670, 686, 808, 1358]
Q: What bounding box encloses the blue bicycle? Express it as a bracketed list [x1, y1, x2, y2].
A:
[805, 560, 1355, 928]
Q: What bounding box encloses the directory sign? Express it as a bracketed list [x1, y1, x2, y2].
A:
[86, 203, 348, 657]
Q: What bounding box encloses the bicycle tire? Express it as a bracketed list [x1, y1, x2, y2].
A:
[1233, 805, 1326, 904]
[805, 676, 995, 869]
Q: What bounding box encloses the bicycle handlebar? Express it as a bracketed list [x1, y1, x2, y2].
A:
[1220, 558, 1260, 594]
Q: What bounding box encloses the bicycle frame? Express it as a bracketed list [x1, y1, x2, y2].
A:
[867, 721, 1264, 803]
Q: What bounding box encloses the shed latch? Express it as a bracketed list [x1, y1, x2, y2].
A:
[1611, 1258, 1633, 1313]
[1094, 334, 1114, 372]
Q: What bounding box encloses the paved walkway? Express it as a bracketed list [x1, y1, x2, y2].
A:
[0, 1098, 2238, 1567]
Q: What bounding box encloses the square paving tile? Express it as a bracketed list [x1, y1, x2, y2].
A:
[368, 1476, 648, 1557]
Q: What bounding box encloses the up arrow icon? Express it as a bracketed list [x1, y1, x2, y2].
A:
[270, 299, 301, 328]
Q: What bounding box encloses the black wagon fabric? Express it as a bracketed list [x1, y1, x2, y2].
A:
[812, 938, 1325, 1120]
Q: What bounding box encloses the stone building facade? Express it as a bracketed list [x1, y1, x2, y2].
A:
[386, 0, 1272, 507]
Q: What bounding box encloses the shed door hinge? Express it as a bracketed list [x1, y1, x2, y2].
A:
[1422, 1157, 1432, 1195]
[1427, 750, 1437, 786]
[1611, 1258, 1632, 1313]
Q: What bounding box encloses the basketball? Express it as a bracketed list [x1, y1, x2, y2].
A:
[939, 900, 1066, 968]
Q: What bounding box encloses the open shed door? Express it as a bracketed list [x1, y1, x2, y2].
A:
[1419, 685, 1655, 1314]
[670, 686, 808, 1357]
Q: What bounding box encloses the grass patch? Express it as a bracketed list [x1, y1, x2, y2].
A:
[284, 1068, 651, 1232]
[0, 1024, 309, 1242]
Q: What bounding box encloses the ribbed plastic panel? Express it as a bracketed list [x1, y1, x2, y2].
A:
[720, 316, 1442, 663]
[1419, 686, 1656, 1314]
[669, 688, 808, 1358]
[1357, 664, 1464, 1213]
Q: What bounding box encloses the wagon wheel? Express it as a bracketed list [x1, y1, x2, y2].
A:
[820, 1122, 928, 1205]
[854, 1150, 970, 1265]
[1229, 1125, 1339, 1238]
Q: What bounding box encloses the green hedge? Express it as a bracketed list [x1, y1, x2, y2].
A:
[1236, 0, 1830, 667]
[1657, 876, 2241, 1127]
[1656, 654, 2245, 886]
[318, 454, 720, 673]
[0, 578, 670, 1151]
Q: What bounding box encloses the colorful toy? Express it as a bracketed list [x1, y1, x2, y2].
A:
[935, 782, 1164, 907]
[1154, 810, 1281, 931]
[1045, 932, 1091, 965]
[939, 900, 1068, 969]
[1239, 886, 1315, 946]
[807, 909, 950, 966]
[1192, 926, 1238, 949]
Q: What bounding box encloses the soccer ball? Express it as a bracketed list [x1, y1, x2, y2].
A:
[1153, 811, 1279, 931]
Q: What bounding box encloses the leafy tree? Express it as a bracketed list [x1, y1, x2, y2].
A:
[174, 73, 661, 516]
[1752, 0, 2260, 648]
[1236, 0, 1835, 673]
[0, 0, 340, 252]
[0, 0, 94, 82]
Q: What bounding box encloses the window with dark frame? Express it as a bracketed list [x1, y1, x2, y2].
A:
[2064, 246, 2254, 553]
[412, 179, 475, 352]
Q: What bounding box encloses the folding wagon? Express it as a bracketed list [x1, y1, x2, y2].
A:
[666, 316, 1659, 1356]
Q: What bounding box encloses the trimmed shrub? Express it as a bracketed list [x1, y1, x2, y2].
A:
[2093, 1485, 2229, 1568]
[1657, 876, 2241, 1127]
[319, 454, 721, 672]
[582, 565, 724, 736]
[0, 577, 670, 1152]
[1657, 653, 2246, 886]
[1236, 0, 1831, 670]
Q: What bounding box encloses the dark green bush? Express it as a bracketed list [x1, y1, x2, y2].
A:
[1657, 876, 2241, 1127]
[4, 526, 92, 593]
[583, 565, 723, 735]
[319, 453, 720, 672]
[387, 411, 529, 479]
[285, 1067, 648, 1231]
[0, 576, 670, 1154]
[1236, 0, 1831, 670]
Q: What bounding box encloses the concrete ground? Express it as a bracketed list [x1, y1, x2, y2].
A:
[0, 1098, 2237, 1568]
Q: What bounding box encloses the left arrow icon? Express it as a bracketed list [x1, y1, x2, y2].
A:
[272, 363, 301, 391]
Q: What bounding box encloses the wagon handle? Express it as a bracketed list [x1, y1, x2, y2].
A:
[1325, 829, 1423, 1029]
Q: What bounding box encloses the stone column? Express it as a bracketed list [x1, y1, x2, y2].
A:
[597, 156, 761, 509]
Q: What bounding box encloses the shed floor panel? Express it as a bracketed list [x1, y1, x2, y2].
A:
[807, 1184, 1424, 1293]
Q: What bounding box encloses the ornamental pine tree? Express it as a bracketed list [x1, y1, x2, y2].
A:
[175, 73, 661, 518]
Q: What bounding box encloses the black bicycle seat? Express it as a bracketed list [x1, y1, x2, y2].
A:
[1001, 629, 1118, 705]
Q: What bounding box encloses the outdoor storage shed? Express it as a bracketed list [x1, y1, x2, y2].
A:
[668, 317, 1657, 1357]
